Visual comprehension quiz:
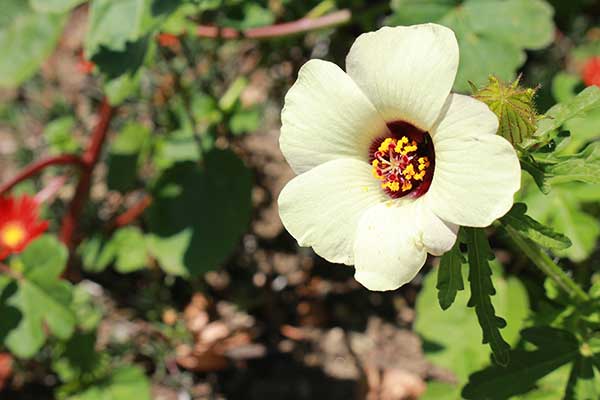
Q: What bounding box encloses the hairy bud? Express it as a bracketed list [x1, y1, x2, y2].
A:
[471, 76, 540, 146]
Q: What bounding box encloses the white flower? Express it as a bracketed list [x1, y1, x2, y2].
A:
[277, 24, 521, 291]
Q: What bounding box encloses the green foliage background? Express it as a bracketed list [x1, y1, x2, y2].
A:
[0, 0, 599, 399]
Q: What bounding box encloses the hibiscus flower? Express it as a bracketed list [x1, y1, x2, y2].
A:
[278, 24, 521, 291]
[0, 195, 49, 261]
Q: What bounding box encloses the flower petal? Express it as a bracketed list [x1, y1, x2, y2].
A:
[426, 117, 521, 227]
[278, 158, 386, 265]
[431, 94, 500, 142]
[345, 24, 459, 131]
[414, 199, 458, 256]
[353, 203, 427, 291]
[280, 59, 389, 174]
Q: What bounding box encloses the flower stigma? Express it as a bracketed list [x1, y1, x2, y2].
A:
[370, 122, 434, 199]
[0, 222, 26, 249]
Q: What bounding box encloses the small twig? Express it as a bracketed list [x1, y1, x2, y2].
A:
[60, 98, 115, 249]
[110, 193, 153, 231]
[196, 9, 351, 40]
[0, 155, 84, 196]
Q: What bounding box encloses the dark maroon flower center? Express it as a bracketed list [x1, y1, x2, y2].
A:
[369, 121, 435, 199]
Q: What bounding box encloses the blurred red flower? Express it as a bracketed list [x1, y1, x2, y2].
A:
[0, 196, 49, 261]
[157, 33, 180, 49]
[582, 56, 600, 87]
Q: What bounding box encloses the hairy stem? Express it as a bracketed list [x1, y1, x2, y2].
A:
[195, 9, 351, 40]
[0, 155, 84, 196]
[60, 98, 115, 248]
[109, 193, 152, 231]
[505, 225, 589, 303]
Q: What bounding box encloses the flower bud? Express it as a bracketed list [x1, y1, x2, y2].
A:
[471, 76, 540, 146]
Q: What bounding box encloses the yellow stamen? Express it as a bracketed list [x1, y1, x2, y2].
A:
[1, 223, 26, 248]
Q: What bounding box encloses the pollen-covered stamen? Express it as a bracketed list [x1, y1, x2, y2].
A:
[371, 136, 431, 196]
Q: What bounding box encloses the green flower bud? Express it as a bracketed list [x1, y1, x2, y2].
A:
[471, 76, 541, 146]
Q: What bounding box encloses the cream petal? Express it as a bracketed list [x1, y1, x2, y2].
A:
[426, 134, 521, 228]
[345, 24, 459, 131]
[431, 94, 500, 142]
[414, 199, 459, 256]
[280, 59, 389, 174]
[278, 158, 386, 265]
[353, 203, 427, 291]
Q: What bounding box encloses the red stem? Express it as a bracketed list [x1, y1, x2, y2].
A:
[195, 10, 351, 40]
[0, 155, 84, 196]
[60, 98, 115, 248]
[111, 194, 153, 230]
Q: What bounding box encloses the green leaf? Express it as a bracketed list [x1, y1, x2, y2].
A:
[416, 261, 528, 383]
[465, 227, 510, 366]
[107, 122, 150, 192]
[67, 366, 151, 400]
[152, 130, 201, 172]
[501, 203, 572, 250]
[0, 278, 21, 346]
[387, 0, 554, 92]
[78, 227, 148, 274]
[230, 107, 262, 136]
[0, 0, 67, 87]
[29, 0, 86, 13]
[520, 183, 600, 262]
[565, 356, 600, 400]
[52, 331, 107, 383]
[3, 236, 76, 358]
[544, 143, 600, 186]
[219, 77, 248, 112]
[463, 327, 579, 400]
[44, 116, 81, 155]
[420, 382, 461, 400]
[85, 0, 154, 57]
[111, 227, 148, 273]
[535, 86, 600, 143]
[146, 149, 252, 277]
[71, 284, 103, 332]
[91, 37, 151, 106]
[436, 238, 465, 310]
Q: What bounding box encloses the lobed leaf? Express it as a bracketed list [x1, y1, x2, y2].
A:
[2, 236, 76, 358]
[68, 366, 151, 400]
[545, 142, 600, 186]
[388, 0, 554, 92]
[463, 327, 579, 399]
[521, 184, 600, 262]
[465, 227, 511, 366]
[0, 0, 67, 87]
[534, 86, 600, 143]
[565, 356, 600, 400]
[436, 238, 465, 310]
[501, 203, 572, 250]
[416, 259, 528, 384]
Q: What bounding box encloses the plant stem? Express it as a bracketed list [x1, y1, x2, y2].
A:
[109, 193, 152, 231]
[60, 97, 115, 248]
[0, 155, 84, 196]
[195, 9, 351, 40]
[505, 225, 589, 303]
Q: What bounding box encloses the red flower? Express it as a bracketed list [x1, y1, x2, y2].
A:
[0, 195, 49, 261]
[76, 49, 95, 75]
[157, 33, 180, 49]
[582, 56, 600, 87]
